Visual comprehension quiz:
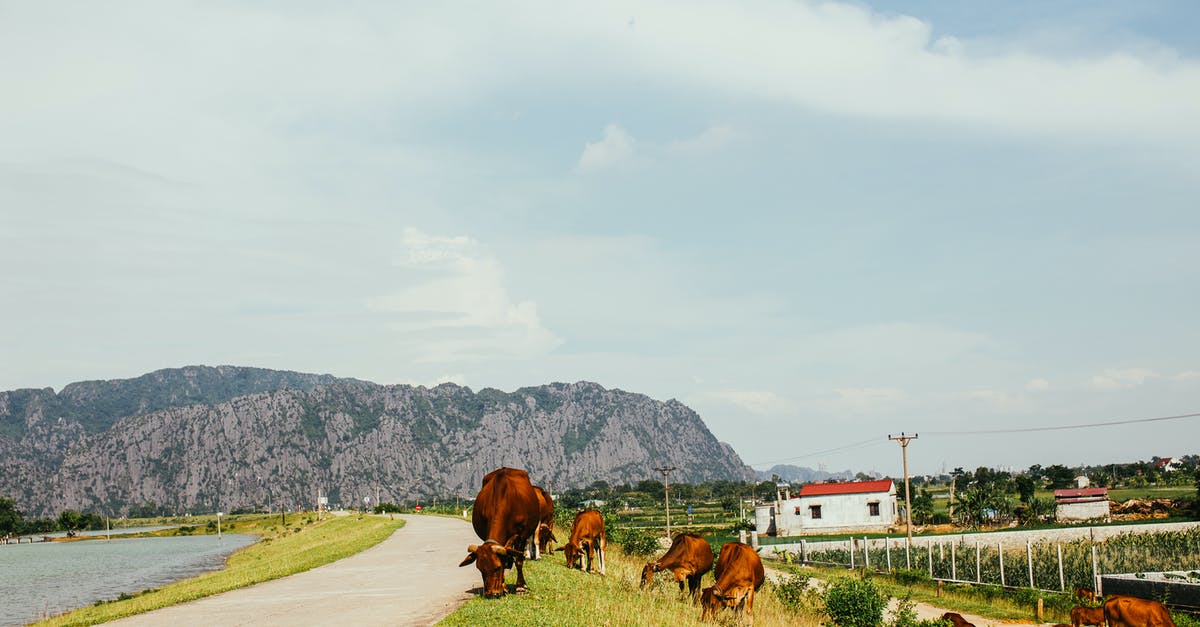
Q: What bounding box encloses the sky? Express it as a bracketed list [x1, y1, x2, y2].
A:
[2, 1, 1199, 477]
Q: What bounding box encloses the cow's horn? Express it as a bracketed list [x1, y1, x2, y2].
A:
[491, 545, 508, 556]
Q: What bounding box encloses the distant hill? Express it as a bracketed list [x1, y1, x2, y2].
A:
[755, 464, 867, 484]
[0, 366, 753, 517]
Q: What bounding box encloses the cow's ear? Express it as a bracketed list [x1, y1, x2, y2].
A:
[459, 553, 477, 567]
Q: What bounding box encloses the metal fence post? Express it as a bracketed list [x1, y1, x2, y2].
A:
[1057, 544, 1065, 592]
[999, 542, 1006, 587]
[863, 537, 870, 569]
[927, 540, 933, 578]
[850, 539, 855, 569]
[1091, 544, 1101, 596]
[906, 539, 911, 569]
[951, 538, 956, 580]
[975, 541, 981, 583]
[1027, 540, 1034, 589]
[886, 539, 892, 572]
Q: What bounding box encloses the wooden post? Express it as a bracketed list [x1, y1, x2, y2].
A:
[1037, 598, 1044, 622]
[937, 580, 943, 597]
[1057, 544, 1065, 592]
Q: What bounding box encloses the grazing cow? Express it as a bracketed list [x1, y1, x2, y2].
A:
[640, 533, 714, 600]
[534, 485, 556, 557]
[1070, 605, 1106, 627]
[700, 542, 765, 624]
[457, 467, 541, 597]
[941, 612, 976, 627]
[1075, 587, 1100, 604]
[1104, 595, 1177, 627]
[559, 509, 606, 575]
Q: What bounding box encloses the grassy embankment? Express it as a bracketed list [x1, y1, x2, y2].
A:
[443, 524, 822, 627]
[33, 512, 405, 627]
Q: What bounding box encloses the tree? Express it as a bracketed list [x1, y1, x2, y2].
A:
[58, 510, 84, 536]
[1014, 475, 1037, 503]
[0, 498, 22, 535]
[911, 489, 935, 524]
[1043, 465, 1077, 489]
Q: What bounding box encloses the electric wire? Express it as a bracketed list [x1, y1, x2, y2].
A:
[924, 411, 1200, 436]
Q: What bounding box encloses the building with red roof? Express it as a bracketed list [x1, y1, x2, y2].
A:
[755, 478, 898, 536]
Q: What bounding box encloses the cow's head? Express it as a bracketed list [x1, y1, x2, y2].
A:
[639, 562, 660, 588]
[459, 542, 514, 597]
[537, 524, 556, 553]
[560, 541, 582, 569]
[699, 585, 745, 620]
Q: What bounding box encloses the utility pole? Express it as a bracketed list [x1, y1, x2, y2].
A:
[653, 466, 677, 539]
[888, 433, 918, 544]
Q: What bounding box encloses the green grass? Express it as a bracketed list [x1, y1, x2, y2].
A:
[443, 528, 821, 627]
[33, 513, 405, 627]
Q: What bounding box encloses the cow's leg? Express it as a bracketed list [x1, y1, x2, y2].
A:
[514, 555, 529, 593]
[584, 541, 594, 573]
[745, 588, 755, 627]
[528, 534, 538, 561]
[598, 537, 606, 575]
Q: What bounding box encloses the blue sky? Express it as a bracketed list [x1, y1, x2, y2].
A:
[2, 1, 1198, 476]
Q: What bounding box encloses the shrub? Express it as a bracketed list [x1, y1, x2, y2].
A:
[893, 568, 931, 586]
[608, 527, 660, 556]
[888, 594, 951, 627]
[772, 573, 813, 612]
[824, 576, 888, 627]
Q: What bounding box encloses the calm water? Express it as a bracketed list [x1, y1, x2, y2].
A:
[0, 534, 256, 626]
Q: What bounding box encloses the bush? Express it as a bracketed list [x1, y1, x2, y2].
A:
[772, 574, 813, 612]
[608, 527, 660, 556]
[824, 576, 888, 627]
[888, 594, 951, 627]
[893, 568, 931, 586]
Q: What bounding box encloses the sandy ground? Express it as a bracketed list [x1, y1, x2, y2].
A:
[108, 514, 479, 627]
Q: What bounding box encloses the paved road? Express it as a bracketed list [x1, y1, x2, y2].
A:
[109, 514, 480, 627]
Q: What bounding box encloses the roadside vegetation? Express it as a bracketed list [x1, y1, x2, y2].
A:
[32, 513, 404, 627]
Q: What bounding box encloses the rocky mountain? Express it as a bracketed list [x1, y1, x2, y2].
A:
[0, 366, 753, 517]
[755, 464, 860, 484]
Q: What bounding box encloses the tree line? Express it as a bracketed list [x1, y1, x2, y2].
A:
[0, 497, 113, 537]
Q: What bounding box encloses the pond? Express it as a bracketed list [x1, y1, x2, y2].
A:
[0, 533, 255, 626]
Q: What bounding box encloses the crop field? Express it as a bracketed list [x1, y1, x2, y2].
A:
[796, 526, 1200, 593]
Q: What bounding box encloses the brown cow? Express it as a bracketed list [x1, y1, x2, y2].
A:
[458, 467, 541, 597]
[534, 485, 556, 557]
[700, 542, 765, 624]
[1070, 605, 1105, 627]
[559, 509, 606, 575]
[641, 533, 714, 601]
[941, 612, 976, 627]
[1104, 595, 1176, 627]
[1075, 587, 1099, 604]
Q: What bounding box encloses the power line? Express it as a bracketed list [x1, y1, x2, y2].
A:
[748, 437, 886, 468]
[924, 411, 1200, 436]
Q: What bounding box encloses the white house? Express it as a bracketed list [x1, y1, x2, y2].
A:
[1054, 487, 1110, 522]
[755, 479, 899, 536]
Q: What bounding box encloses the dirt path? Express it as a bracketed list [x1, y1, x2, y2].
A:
[109, 514, 479, 627]
[761, 565, 1056, 627]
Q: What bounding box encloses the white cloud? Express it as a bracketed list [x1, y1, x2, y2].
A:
[1026, 378, 1050, 392]
[1088, 368, 1159, 390]
[830, 387, 907, 411]
[1173, 371, 1200, 382]
[668, 124, 741, 153]
[367, 228, 561, 361]
[705, 389, 794, 415]
[577, 123, 636, 172]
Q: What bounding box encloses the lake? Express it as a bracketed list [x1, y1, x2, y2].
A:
[0, 534, 256, 626]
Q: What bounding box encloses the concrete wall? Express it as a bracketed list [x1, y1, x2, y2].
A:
[1056, 500, 1110, 521]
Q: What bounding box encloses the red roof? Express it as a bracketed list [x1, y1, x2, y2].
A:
[798, 479, 894, 497]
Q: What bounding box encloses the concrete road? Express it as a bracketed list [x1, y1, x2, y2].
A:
[109, 514, 480, 627]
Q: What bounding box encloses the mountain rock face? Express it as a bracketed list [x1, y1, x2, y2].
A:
[755, 464, 859, 483]
[0, 366, 753, 517]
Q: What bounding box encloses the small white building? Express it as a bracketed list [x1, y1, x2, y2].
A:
[1054, 487, 1110, 522]
[755, 479, 898, 536]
